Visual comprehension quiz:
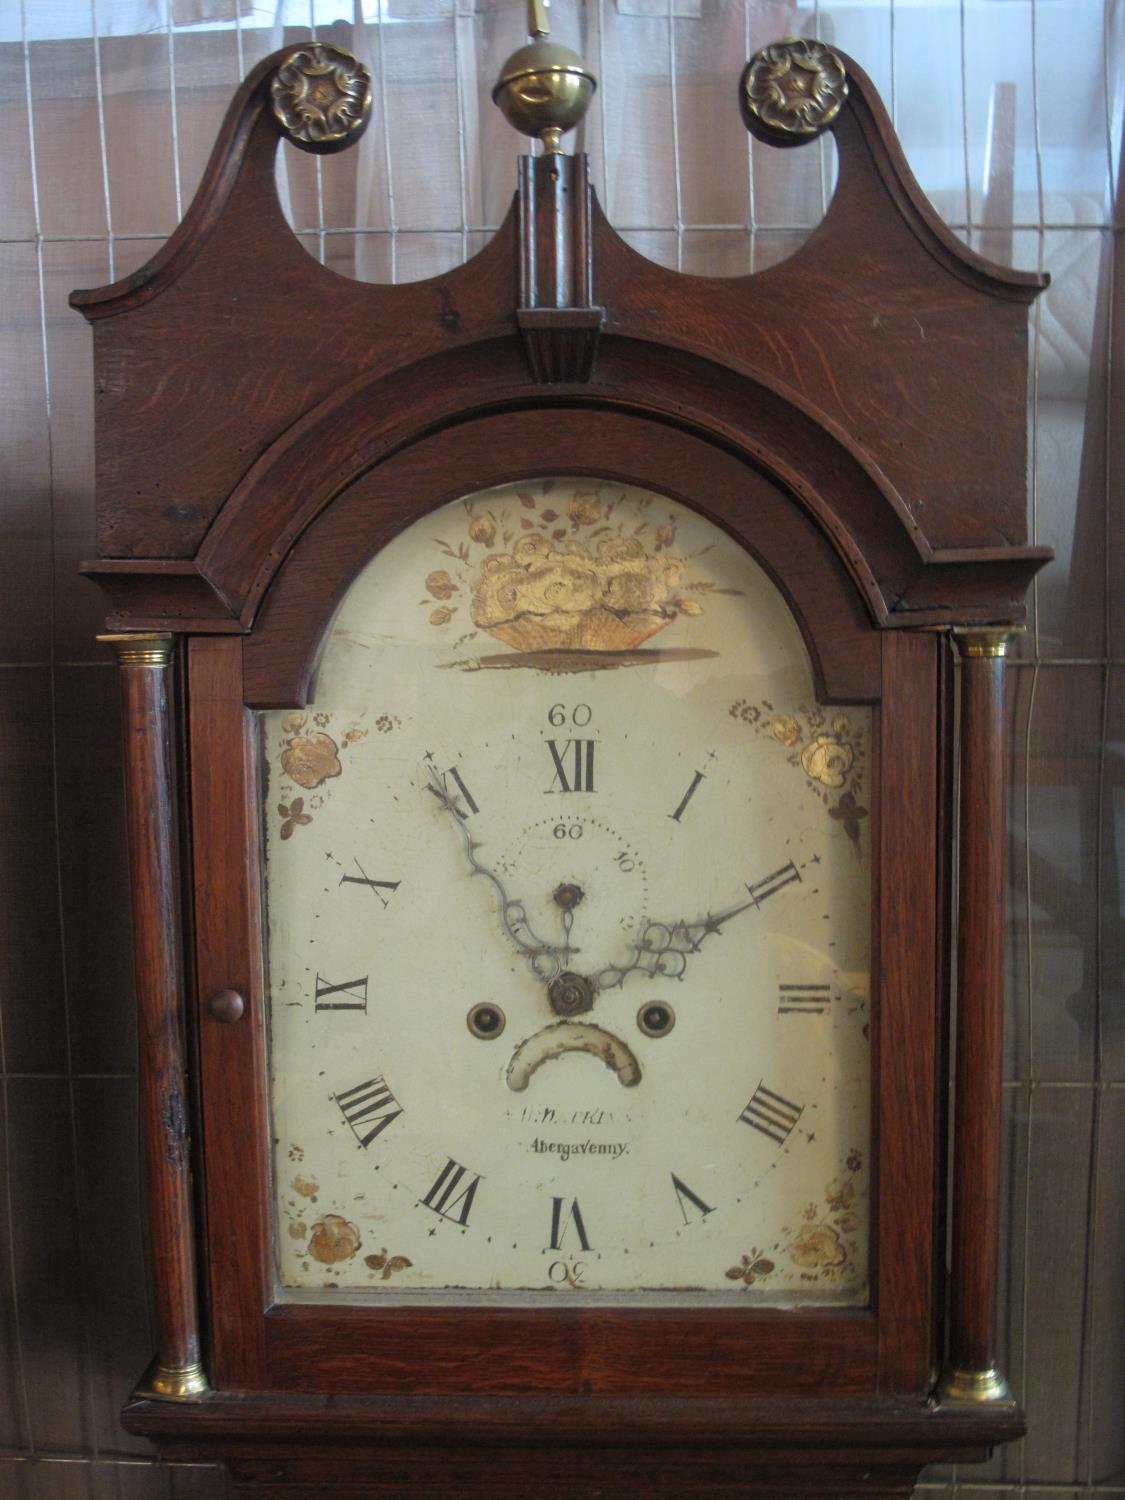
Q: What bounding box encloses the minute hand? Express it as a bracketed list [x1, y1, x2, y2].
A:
[591, 861, 801, 992]
[425, 768, 565, 983]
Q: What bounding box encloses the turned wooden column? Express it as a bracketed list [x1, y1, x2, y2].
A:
[515, 153, 604, 383]
[102, 632, 208, 1400]
[938, 628, 1015, 1404]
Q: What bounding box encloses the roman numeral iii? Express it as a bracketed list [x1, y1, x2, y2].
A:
[546, 739, 595, 793]
[421, 1157, 482, 1226]
[738, 1084, 803, 1145]
[335, 1076, 404, 1147]
[777, 984, 831, 1016]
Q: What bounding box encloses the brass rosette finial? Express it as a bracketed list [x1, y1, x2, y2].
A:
[492, 0, 596, 154]
[739, 38, 848, 144]
[270, 43, 372, 155]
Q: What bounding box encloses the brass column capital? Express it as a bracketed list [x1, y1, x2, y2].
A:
[141, 1359, 211, 1402]
[99, 632, 176, 667]
[952, 626, 1019, 659]
[937, 1364, 1015, 1406]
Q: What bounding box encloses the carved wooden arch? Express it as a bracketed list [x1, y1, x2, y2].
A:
[75, 39, 1050, 641]
[195, 332, 1040, 642]
[85, 327, 1049, 639]
[241, 406, 882, 707]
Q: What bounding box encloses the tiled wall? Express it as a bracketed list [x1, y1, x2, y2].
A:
[0, 1, 1121, 1495]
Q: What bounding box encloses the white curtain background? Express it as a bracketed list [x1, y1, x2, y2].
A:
[0, 0, 1122, 1493]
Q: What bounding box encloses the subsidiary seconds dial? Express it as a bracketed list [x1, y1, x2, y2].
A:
[496, 813, 649, 998]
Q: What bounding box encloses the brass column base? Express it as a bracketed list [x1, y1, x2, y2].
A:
[936, 1365, 1015, 1405]
[138, 1359, 210, 1401]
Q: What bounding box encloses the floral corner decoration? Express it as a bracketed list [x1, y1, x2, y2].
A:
[271, 710, 392, 838]
[307, 1212, 361, 1265]
[365, 1248, 414, 1281]
[725, 1149, 866, 1290]
[730, 701, 869, 851]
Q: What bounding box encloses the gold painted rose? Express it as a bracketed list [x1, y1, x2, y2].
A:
[467, 513, 496, 546]
[567, 490, 602, 526]
[419, 483, 718, 653]
[789, 1224, 847, 1269]
[469, 532, 698, 653]
[800, 733, 854, 788]
[281, 732, 342, 790]
[307, 1213, 361, 1265]
[771, 714, 801, 747]
[425, 569, 456, 600]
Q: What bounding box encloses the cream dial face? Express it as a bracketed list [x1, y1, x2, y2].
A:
[262, 479, 871, 1303]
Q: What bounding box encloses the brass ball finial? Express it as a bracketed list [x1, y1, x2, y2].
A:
[492, 0, 596, 153]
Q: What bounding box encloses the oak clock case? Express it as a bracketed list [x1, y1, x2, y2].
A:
[192, 414, 914, 1416]
[72, 26, 1051, 1500]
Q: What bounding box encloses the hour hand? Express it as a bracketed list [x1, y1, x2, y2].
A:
[424, 768, 564, 983]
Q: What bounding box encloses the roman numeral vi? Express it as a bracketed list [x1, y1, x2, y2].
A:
[548, 1196, 592, 1251]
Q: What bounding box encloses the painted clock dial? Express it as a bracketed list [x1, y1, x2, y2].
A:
[261, 478, 871, 1302]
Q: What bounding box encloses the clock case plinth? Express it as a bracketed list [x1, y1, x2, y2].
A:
[74, 37, 1047, 1497]
[122, 1393, 1026, 1498]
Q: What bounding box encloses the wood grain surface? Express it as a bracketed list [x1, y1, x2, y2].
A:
[947, 650, 1009, 1374]
[75, 34, 1046, 1495]
[112, 650, 202, 1380]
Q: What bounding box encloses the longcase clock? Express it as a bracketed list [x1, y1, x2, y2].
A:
[72, 22, 1050, 1498]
